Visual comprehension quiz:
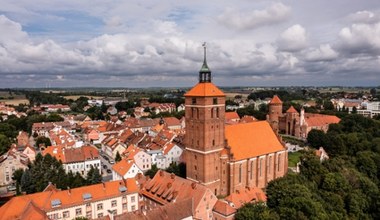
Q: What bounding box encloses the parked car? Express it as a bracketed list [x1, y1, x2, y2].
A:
[103, 164, 107, 169]
[7, 184, 16, 192]
[106, 169, 112, 174]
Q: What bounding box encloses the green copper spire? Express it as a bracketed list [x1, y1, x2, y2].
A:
[199, 42, 212, 83]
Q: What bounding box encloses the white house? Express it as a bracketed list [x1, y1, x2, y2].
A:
[112, 159, 143, 181]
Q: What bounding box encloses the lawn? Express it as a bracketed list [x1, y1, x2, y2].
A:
[288, 151, 302, 167]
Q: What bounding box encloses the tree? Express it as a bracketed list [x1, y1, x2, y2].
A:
[115, 151, 122, 162]
[35, 136, 51, 149]
[352, 106, 357, 114]
[307, 129, 326, 148]
[21, 169, 34, 194]
[235, 202, 279, 220]
[323, 100, 335, 110]
[0, 134, 11, 155]
[86, 166, 102, 185]
[145, 164, 159, 178]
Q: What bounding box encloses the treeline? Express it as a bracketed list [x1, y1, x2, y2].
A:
[13, 153, 102, 195]
[236, 114, 380, 219]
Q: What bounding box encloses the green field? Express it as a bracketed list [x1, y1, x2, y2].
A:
[288, 151, 302, 167]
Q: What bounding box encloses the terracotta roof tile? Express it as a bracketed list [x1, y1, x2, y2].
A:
[286, 106, 298, 113]
[0, 179, 138, 220]
[184, 82, 225, 97]
[225, 112, 240, 120]
[225, 121, 285, 160]
[112, 159, 136, 176]
[304, 113, 340, 127]
[224, 187, 266, 209]
[213, 200, 236, 216]
[270, 95, 282, 104]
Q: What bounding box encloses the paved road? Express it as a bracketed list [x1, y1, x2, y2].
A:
[99, 152, 114, 181]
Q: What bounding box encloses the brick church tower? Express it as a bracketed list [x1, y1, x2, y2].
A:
[184, 43, 226, 195]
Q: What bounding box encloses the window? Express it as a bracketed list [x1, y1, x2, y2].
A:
[131, 196, 136, 203]
[194, 155, 197, 160]
[213, 98, 218, 105]
[239, 164, 242, 183]
[277, 154, 281, 172]
[63, 211, 70, 218]
[212, 139, 215, 146]
[269, 156, 272, 174]
[192, 98, 196, 104]
[216, 108, 219, 118]
[97, 203, 103, 210]
[259, 158, 263, 177]
[98, 213, 103, 218]
[215, 166, 218, 170]
[86, 203, 91, 208]
[211, 108, 214, 118]
[111, 200, 117, 207]
[194, 165, 197, 170]
[122, 203, 128, 210]
[250, 161, 254, 180]
[132, 205, 136, 211]
[75, 208, 82, 216]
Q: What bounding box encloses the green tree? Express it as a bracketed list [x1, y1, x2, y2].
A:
[307, 129, 326, 148]
[235, 202, 279, 220]
[35, 136, 52, 149]
[145, 164, 159, 178]
[115, 151, 122, 162]
[0, 134, 11, 155]
[86, 166, 102, 185]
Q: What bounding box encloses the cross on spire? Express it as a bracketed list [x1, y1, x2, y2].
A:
[199, 42, 211, 83]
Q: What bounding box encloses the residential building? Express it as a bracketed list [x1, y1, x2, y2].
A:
[141, 170, 217, 220]
[0, 179, 139, 220]
[43, 145, 101, 176]
[112, 159, 143, 180]
[0, 148, 29, 186]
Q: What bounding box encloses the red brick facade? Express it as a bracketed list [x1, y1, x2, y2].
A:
[184, 62, 287, 197]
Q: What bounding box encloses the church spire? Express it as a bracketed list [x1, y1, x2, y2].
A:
[199, 42, 211, 83]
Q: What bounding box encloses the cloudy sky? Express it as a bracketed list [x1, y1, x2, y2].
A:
[0, 0, 380, 88]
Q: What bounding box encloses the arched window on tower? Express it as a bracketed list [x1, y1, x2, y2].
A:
[196, 108, 199, 119]
[211, 108, 214, 118]
[216, 108, 219, 118]
[191, 107, 194, 118]
[239, 164, 242, 183]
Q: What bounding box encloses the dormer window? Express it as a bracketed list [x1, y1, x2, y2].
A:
[51, 199, 61, 208]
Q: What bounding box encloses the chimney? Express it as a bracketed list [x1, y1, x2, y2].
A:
[102, 182, 106, 190]
[170, 173, 175, 179]
[67, 187, 71, 195]
[191, 182, 196, 189]
[167, 182, 172, 189]
[159, 170, 164, 177]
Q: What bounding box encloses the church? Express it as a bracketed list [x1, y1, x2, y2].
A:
[184, 45, 287, 196]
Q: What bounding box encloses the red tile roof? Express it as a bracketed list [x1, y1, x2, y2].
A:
[225, 187, 267, 209]
[225, 112, 240, 120]
[270, 95, 282, 104]
[304, 113, 340, 127]
[286, 106, 298, 113]
[213, 200, 236, 216]
[184, 82, 225, 97]
[112, 159, 136, 177]
[225, 121, 285, 160]
[0, 179, 138, 220]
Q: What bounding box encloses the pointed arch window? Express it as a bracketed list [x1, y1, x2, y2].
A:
[239, 164, 242, 183]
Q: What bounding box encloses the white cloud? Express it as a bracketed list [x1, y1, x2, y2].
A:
[349, 10, 380, 24]
[277, 24, 308, 52]
[305, 44, 338, 61]
[338, 22, 380, 55]
[217, 3, 291, 30]
[0, 15, 29, 44]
